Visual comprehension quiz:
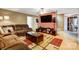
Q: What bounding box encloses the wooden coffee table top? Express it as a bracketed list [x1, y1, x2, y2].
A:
[26, 31, 43, 37]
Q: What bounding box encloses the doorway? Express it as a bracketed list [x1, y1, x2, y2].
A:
[67, 16, 78, 32]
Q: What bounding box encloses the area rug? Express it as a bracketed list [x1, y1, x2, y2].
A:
[23, 39, 36, 49]
[24, 39, 32, 46]
[50, 38, 63, 47]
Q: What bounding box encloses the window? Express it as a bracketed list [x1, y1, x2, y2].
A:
[0, 16, 3, 21]
[73, 18, 78, 26]
[27, 16, 38, 31]
[27, 16, 33, 28]
[4, 16, 10, 20]
[0, 15, 10, 21]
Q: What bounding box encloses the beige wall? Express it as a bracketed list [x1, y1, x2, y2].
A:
[10, 12, 27, 24]
[57, 14, 64, 31]
[0, 9, 35, 24]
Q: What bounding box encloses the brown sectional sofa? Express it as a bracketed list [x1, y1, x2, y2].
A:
[0, 34, 30, 50]
[0, 24, 32, 50]
[0, 24, 32, 36]
[14, 24, 32, 36]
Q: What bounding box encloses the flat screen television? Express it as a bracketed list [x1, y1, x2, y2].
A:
[40, 15, 52, 22]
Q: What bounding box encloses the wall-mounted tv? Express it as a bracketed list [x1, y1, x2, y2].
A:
[40, 15, 52, 22]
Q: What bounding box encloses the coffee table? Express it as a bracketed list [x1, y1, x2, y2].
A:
[26, 31, 43, 44]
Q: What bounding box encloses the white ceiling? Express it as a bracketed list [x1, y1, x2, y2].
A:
[4, 8, 79, 16]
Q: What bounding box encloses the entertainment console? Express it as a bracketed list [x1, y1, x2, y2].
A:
[36, 27, 56, 35]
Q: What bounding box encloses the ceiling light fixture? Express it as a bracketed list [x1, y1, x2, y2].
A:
[40, 8, 47, 14]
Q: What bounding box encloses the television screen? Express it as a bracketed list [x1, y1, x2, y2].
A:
[40, 15, 52, 22]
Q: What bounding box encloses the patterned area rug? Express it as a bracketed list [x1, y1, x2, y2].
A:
[22, 31, 78, 50]
[23, 33, 63, 50]
[50, 38, 63, 48]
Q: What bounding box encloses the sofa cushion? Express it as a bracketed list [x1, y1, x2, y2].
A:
[0, 27, 4, 34]
[0, 40, 5, 49]
[0, 35, 21, 49]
